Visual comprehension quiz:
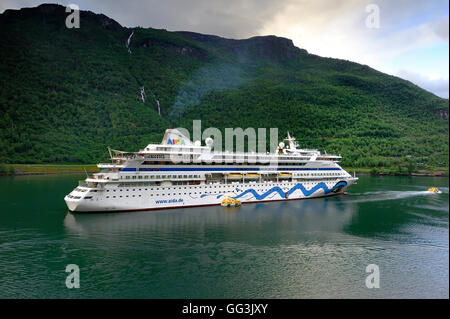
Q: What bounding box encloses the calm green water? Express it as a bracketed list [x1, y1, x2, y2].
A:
[0, 175, 448, 298]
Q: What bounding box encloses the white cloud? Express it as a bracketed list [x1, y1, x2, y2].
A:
[431, 16, 449, 41]
[257, 0, 449, 97]
[397, 69, 449, 98]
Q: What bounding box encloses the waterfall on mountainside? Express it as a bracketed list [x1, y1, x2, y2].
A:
[139, 85, 162, 115]
[156, 98, 161, 116]
[126, 31, 134, 54]
[140, 86, 146, 103]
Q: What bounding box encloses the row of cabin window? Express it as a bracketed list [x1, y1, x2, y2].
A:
[121, 174, 201, 180]
[144, 152, 313, 162]
[108, 185, 228, 192]
[140, 161, 308, 166]
[105, 180, 334, 192]
[138, 165, 313, 171]
[105, 195, 142, 199]
[119, 172, 342, 180]
[296, 172, 343, 176]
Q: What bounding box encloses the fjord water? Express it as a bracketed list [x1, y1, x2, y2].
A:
[0, 175, 448, 298]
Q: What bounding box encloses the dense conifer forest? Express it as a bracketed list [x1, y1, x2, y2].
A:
[0, 4, 448, 174]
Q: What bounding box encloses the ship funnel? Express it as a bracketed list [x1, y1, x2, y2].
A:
[161, 128, 193, 146]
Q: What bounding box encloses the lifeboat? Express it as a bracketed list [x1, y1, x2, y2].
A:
[227, 173, 243, 180]
[277, 173, 292, 179]
[244, 173, 259, 179]
[427, 187, 442, 193]
[221, 197, 241, 207]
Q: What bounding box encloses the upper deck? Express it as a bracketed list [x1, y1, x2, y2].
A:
[99, 128, 342, 168]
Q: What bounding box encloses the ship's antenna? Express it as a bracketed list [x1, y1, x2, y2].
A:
[108, 146, 113, 160]
[83, 167, 89, 179]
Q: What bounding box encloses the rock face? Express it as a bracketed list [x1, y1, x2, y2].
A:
[136, 37, 208, 59]
[432, 109, 449, 120]
[37, 3, 63, 14]
[230, 35, 308, 62]
[92, 13, 122, 31]
[178, 31, 308, 62]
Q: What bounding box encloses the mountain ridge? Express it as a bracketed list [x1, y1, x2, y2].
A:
[0, 3, 448, 171]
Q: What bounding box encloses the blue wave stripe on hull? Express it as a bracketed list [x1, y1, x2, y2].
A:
[232, 181, 347, 200]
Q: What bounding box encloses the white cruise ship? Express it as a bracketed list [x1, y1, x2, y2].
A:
[65, 129, 358, 212]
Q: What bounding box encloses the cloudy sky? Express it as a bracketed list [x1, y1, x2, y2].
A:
[2, 0, 449, 98]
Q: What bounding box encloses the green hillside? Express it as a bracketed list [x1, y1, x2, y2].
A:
[0, 4, 448, 172]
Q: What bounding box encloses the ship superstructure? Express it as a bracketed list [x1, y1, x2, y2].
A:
[65, 129, 358, 212]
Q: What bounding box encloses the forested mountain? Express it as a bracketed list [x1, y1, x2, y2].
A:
[0, 4, 448, 170]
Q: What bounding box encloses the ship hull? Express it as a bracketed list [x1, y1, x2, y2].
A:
[65, 178, 356, 213]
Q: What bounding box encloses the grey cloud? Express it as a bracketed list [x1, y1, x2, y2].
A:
[432, 17, 449, 40]
[83, 0, 288, 39]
